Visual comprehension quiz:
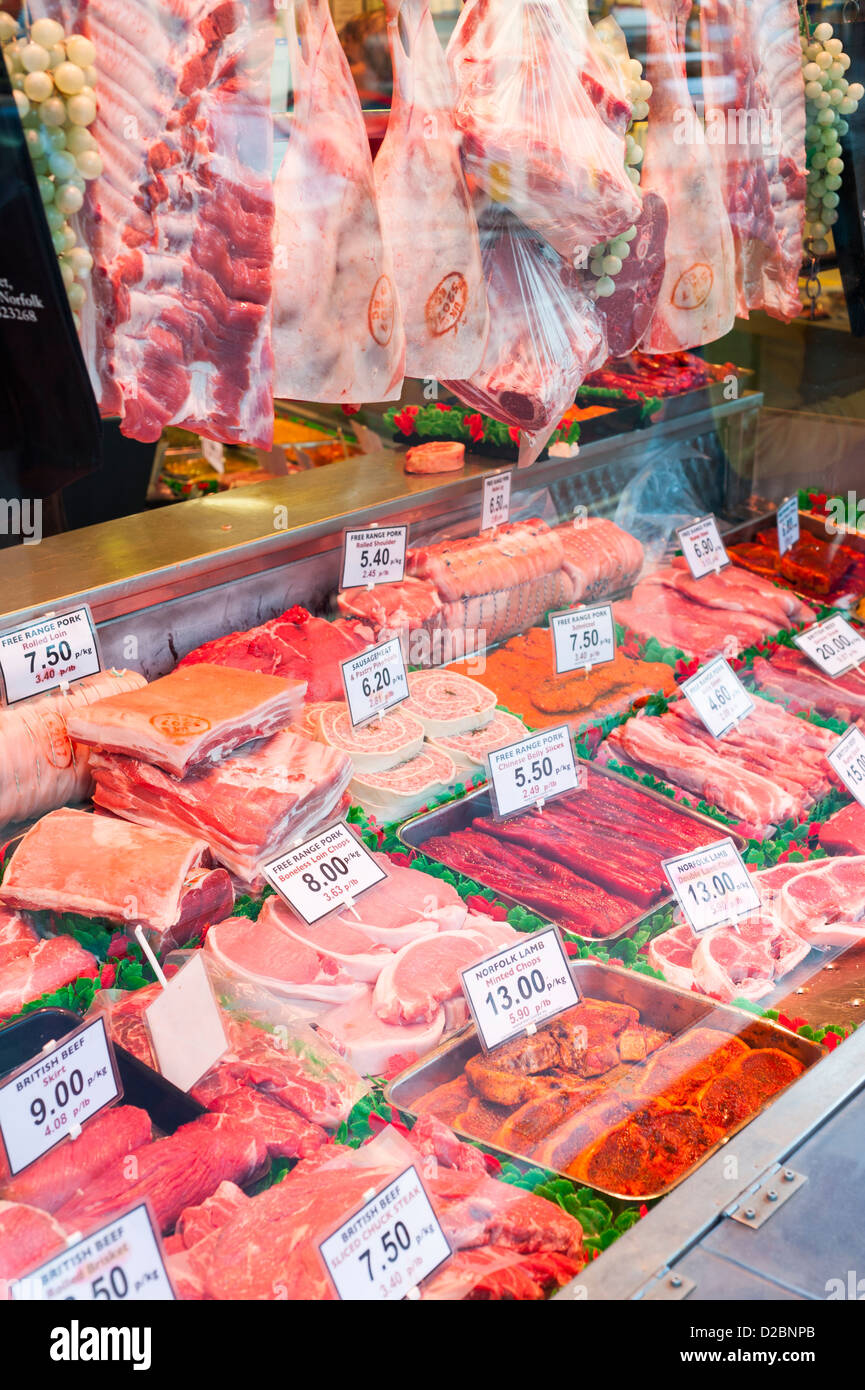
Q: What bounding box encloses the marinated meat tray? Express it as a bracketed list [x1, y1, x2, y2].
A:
[385, 962, 824, 1202]
[398, 762, 743, 943]
[726, 511, 865, 611]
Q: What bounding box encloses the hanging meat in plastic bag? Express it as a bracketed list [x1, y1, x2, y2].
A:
[442, 205, 608, 470]
[273, 0, 405, 404]
[638, 0, 736, 352]
[564, 0, 632, 136]
[374, 0, 488, 381]
[447, 0, 642, 266]
[595, 191, 670, 358]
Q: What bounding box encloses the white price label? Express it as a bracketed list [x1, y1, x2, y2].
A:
[677, 515, 730, 579]
[0, 1017, 120, 1176]
[341, 637, 409, 727]
[550, 603, 616, 675]
[488, 724, 582, 819]
[663, 838, 759, 936]
[680, 657, 754, 739]
[0, 605, 101, 705]
[481, 472, 511, 531]
[341, 526, 408, 589]
[319, 1164, 451, 1301]
[460, 925, 581, 1052]
[11, 1201, 175, 1301]
[263, 822, 387, 926]
[794, 614, 865, 678]
[200, 437, 225, 473]
[827, 725, 865, 809]
[777, 497, 800, 557]
[145, 952, 228, 1094]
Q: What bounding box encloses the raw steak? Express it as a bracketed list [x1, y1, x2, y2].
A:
[566, 0, 632, 135]
[175, 1180, 250, 1248]
[0, 1106, 152, 1212]
[372, 925, 512, 1024]
[0, 910, 39, 969]
[318, 703, 425, 772]
[0, 936, 98, 1021]
[405, 442, 467, 474]
[375, 0, 488, 379]
[404, 670, 497, 736]
[595, 192, 670, 358]
[273, 0, 405, 403]
[0, 1201, 66, 1282]
[337, 580, 444, 649]
[432, 711, 527, 773]
[318, 988, 447, 1076]
[89, 728, 353, 892]
[267, 906, 392, 985]
[0, 809, 233, 954]
[55, 0, 276, 447]
[67, 664, 306, 778]
[646, 921, 698, 992]
[350, 745, 457, 822]
[206, 1088, 326, 1160]
[819, 803, 865, 857]
[325, 854, 467, 941]
[0, 669, 146, 828]
[692, 929, 777, 1003]
[205, 911, 367, 1007]
[638, 0, 736, 352]
[179, 608, 373, 704]
[778, 857, 865, 945]
[752, 648, 865, 726]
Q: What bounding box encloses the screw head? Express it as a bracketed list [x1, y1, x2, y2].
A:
[784, 1170, 795, 1182]
[670, 1275, 683, 1288]
[744, 1207, 756, 1219]
[767, 1190, 778, 1201]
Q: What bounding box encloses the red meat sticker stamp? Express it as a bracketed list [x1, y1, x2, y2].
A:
[368, 275, 396, 346]
[150, 713, 211, 740]
[671, 263, 714, 310]
[425, 272, 468, 337]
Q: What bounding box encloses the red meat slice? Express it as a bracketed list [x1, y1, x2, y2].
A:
[371, 930, 489, 1025]
[0, 935, 98, 1021]
[0, 1105, 152, 1212]
[0, 910, 39, 969]
[206, 1087, 326, 1160]
[0, 1200, 66, 1282]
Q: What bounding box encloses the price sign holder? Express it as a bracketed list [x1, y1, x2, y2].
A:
[263, 822, 387, 926]
[481, 471, 512, 532]
[487, 724, 582, 821]
[663, 838, 760, 936]
[550, 602, 616, 676]
[11, 1200, 175, 1301]
[460, 925, 582, 1053]
[341, 637, 409, 727]
[676, 515, 730, 579]
[777, 496, 800, 557]
[828, 725, 865, 809]
[200, 436, 225, 474]
[0, 603, 102, 706]
[319, 1163, 451, 1301]
[794, 614, 865, 679]
[144, 952, 229, 1094]
[341, 524, 409, 590]
[680, 656, 754, 739]
[0, 1016, 121, 1177]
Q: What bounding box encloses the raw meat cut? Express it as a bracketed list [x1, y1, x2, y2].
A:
[431, 711, 527, 772]
[175, 1180, 250, 1248]
[0, 669, 146, 829]
[67, 665, 305, 778]
[89, 728, 353, 892]
[337, 580, 444, 650]
[701, 0, 806, 322]
[318, 989, 447, 1077]
[372, 929, 494, 1024]
[205, 911, 368, 1008]
[178, 607, 373, 704]
[778, 856, 865, 946]
[0, 911, 39, 969]
[664, 558, 813, 625]
[442, 206, 609, 468]
[0, 1201, 65, 1282]
[351, 745, 457, 822]
[323, 854, 468, 940]
[0, 935, 98, 1021]
[273, 0, 405, 403]
[448, 0, 640, 262]
[730, 528, 865, 603]
[266, 907, 393, 985]
[0, 1106, 152, 1212]
[404, 443, 466, 474]
[692, 929, 777, 1003]
[55, 1114, 269, 1235]
[566, 0, 632, 135]
[555, 517, 644, 602]
[409, 519, 565, 602]
[0, 809, 234, 954]
[638, 0, 736, 351]
[206, 1088, 326, 1160]
[403, 671, 496, 737]
[318, 703, 425, 772]
[374, 0, 488, 380]
[595, 192, 670, 358]
[645, 921, 698, 992]
[819, 803, 865, 856]
[57, 0, 276, 447]
[752, 648, 865, 726]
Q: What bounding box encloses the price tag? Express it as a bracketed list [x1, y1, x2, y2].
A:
[341, 637, 409, 727]
[487, 723, 582, 820]
[460, 925, 581, 1052]
[200, 436, 225, 474]
[794, 614, 865, 678]
[0, 1017, 120, 1177]
[263, 822, 387, 926]
[0, 605, 101, 705]
[550, 603, 616, 675]
[677, 515, 729, 579]
[11, 1201, 175, 1301]
[777, 496, 800, 557]
[663, 838, 760, 936]
[680, 657, 754, 739]
[827, 725, 865, 809]
[319, 1164, 451, 1301]
[481, 472, 511, 531]
[341, 525, 408, 589]
[145, 953, 228, 1094]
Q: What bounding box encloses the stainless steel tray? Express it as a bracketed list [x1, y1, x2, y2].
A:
[397, 760, 745, 945]
[385, 960, 825, 1203]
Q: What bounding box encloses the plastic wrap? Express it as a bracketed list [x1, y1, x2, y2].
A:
[442, 204, 608, 468]
[374, 0, 489, 380]
[273, 0, 405, 403]
[447, 0, 641, 264]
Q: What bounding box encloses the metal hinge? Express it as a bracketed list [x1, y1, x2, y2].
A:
[725, 1165, 807, 1229]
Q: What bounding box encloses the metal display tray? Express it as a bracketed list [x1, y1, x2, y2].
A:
[385, 960, 825, 1203]
[397, 761, 746, 945]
